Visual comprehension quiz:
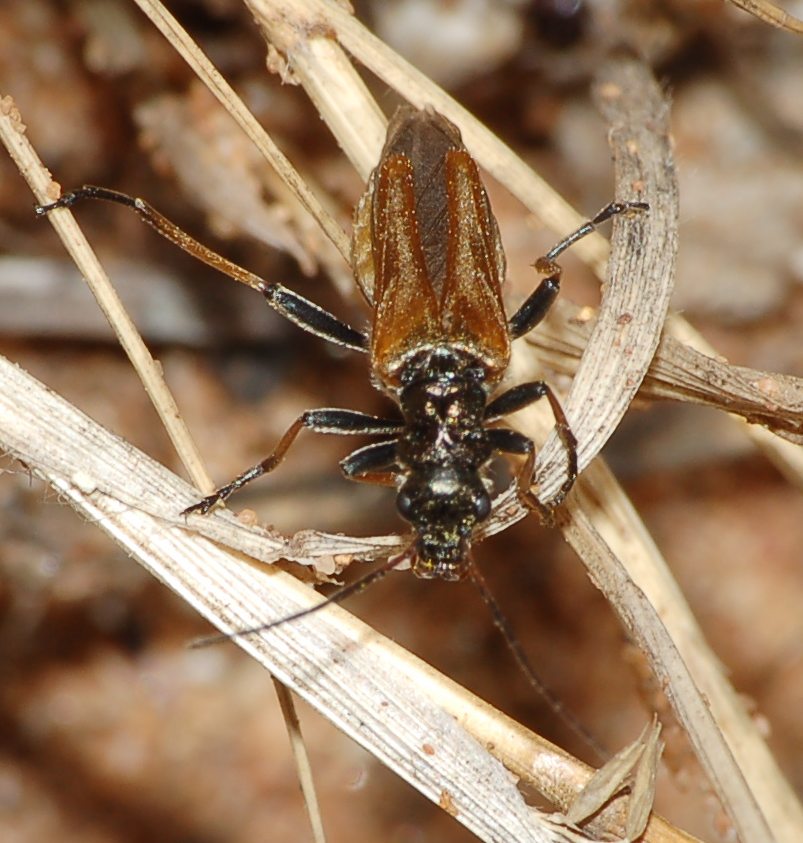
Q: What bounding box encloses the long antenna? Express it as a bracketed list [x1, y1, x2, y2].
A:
[191, 550, 411, 648]
[467, 557, 608, 763]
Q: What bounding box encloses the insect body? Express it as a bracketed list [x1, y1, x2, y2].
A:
[37, 107, 645, 581]
[348, 109, 573, 579]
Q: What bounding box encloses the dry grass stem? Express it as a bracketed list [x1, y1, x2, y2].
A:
[0, 352, 607, 843]
[726, 0, 803, 33]
[0, 96, 211, 495]
[532, 302, 802, 435]
[132, 0, 351, 263]
[0, 95, 328, 843]
[563, 463, 784, 841]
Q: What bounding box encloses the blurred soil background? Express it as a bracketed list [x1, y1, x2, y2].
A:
[1, 1, 803, 841]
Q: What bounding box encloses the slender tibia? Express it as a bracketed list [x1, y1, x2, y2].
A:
[262, 285, 367, 352]
[509, 200, 648, 339]
[543, 200, 649, 264]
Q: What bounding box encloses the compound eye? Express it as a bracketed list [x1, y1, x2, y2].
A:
[396, 488, 414, 519]
[474, 490, 491, 522]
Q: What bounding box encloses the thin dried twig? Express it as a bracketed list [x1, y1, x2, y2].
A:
[545, 311, 803, 487]
[529, 299, 803, 441]
[0, 97, 211, 494]
[131, 0, 350, 263]
[529, 300, 803, 489]
[726, 0, 803, 33]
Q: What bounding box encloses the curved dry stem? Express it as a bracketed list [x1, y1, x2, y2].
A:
[529, 299, 803, 441]
[533, 58, 677, 497]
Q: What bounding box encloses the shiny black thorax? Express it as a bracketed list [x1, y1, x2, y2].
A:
[393, 347, 494, 581]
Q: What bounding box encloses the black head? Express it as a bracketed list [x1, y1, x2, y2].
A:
[396, 465, 491, 581]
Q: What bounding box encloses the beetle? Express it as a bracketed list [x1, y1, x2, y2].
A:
[37, 106, 645, 583]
